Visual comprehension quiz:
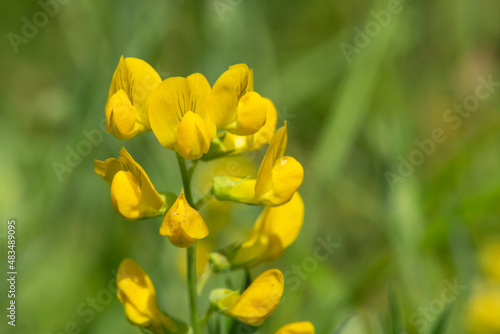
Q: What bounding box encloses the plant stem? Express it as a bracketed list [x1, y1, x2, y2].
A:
[199, 306, 215, 328]
[197, 264, 213, 295]
[176, 153, 195, 206]
[176, 153, 200, 334]
[187, 245, 200, 334]
[194, 190, 213, 210]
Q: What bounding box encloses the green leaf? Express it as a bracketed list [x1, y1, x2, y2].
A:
[332, 315, 354, 334]
[388, 287, 403, 334]
[428, 304, 454, 334]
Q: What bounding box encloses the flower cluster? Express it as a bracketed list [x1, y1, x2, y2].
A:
[95, 56, 312, 333]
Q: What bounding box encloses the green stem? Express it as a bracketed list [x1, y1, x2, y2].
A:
[194, 190, 213, 211]
[187, 245, 200, 334]
[176, 153, 195, 206]
[199, 306, 216, 328]
[197, 264, 213, 295]
[176, 153, 200, 334]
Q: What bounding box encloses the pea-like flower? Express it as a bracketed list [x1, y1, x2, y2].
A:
[105, 56, 162, 140]
[274, 321, 315, 334]
[210, 269, 284, 326]
[209, 64, 268, 136]
[159, 189, 209, 248]
[212, 124, 303, 206]
[148, 73, 216, 160]
[117, 258, 188, 334]
[94, 147, 166, 220]
[210, 193, 304, 270]
[204, 97, 278, 159]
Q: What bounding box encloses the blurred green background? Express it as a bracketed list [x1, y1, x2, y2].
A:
[1, 0, 500, 333]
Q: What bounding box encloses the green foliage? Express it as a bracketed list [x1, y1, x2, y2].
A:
[2, 0, 500, 333]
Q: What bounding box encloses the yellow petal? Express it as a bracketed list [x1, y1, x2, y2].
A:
[117, 259, 158, 327]
[274, 322, 315, 334]
[232, 91, 267, 135]
[209, 64, 252, 129]
[149, 73, 212, 153]
[213, 97, 277, 156]
[176, 111, 211, 160]
[264, 156, 304, 206]
[117, 259, 186, 333]
[226, 269, 284, 326]
[111, 171, 142, 220]
[247, 97, 278, 149]
[160, 189, 208, 248]
[94, 148, 165, 219]
[254, 126, 288, 198]
[105, 89, 138, 140]
[94, 157, 125, 186]
[106, 56, 161, 140]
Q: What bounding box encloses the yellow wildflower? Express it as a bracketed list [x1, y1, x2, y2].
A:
[105, 56, 161, 140]
[212, 124, 303, 206]
[159, 189, 209, 248]
[218, 269, 284, 326]
[94, 147, 166, 220]
[209, 64, 267, 136]
[274, 321, 315, 334]
[148, 73, 216, 160]
[117, 259, 188, 334]
[205, 97, 278, 159]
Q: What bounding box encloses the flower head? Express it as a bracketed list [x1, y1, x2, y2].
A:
[274, 321, 315, 334]
[105, 56, 162, 140]
[149, 74, 216, 160]
[159, 189, 209, 248]
[212, 124, 304, 206]
[94, 148, 166, 220]
[209, 64, 267, 136]
[117, 259, 188, 334]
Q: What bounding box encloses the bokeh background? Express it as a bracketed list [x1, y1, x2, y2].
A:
[2, 0, 500, 333]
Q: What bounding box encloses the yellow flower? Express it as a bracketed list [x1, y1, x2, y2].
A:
[204, 97, 278, 159]
[479, 240, 500, 283]
[94, 147, 166, 220]
[105, 56, 161, 140]
[117, 259, 188, 334]
[212, 124, 304, 206]
[159, 189, 209, 248]
[231, 192, 304, 267]
[465, 286, 500, 334]
[211, 269, 284, 326]
[274, 321, 315, 334]
[148, 73, 216, 160]
[209, 64, 267, 136]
